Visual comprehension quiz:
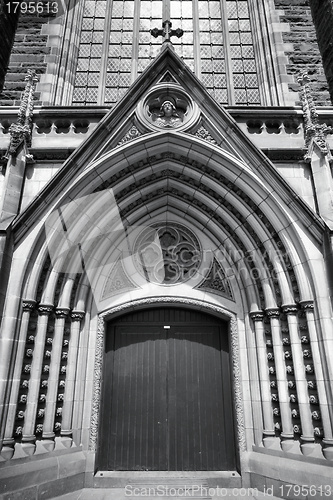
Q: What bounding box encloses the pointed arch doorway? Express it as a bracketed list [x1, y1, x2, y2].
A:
[97, 307, 236, 471]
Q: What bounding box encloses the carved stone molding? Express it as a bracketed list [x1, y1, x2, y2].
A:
[89, 297, 246, 453]
[89, 315, 105, 451]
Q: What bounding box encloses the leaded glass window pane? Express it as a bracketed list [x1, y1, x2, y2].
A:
[72, 0, 262, 106]
[138, 0, 163, 76]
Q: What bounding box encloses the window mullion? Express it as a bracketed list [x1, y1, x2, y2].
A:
[220, 0, 235, 105]
[131, 0, 141, 84]
[98, 0, 113, 104]
[192, 0, 201, 78]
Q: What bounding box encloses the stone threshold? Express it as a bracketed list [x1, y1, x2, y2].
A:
[95, 471, 240, 478]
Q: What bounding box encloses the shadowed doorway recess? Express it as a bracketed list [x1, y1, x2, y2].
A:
[98, 307, 236, 471]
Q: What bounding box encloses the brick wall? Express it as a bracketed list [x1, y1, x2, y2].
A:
[0, 8, 54, 106]
[309, 0, 333, 104]
[0, 0, 19, 95]
[274, 0, 331, 105]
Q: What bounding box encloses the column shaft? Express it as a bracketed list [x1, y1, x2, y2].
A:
[22, 305, 53, 441]
[42, 309, 69, 439]
[61, 312, 84, 436]
[268, 311, 294, 437]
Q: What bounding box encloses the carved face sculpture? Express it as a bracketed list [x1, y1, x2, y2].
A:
[161, 100, 175, 117]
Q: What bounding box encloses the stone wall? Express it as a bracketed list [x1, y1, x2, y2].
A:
[0, 8, 55, 106]
[309, 0, 333, 104]
[0, 0, 19, 95]
[274, 0, 331, 105]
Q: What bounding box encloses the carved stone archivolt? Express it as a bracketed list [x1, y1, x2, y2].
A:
[137, 83, 200, 132]
[89, 297, 245, 453]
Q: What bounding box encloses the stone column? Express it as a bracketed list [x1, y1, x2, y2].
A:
[60, 310, 85, 447]
[266, 308, 295, 451]
[250, 311, 276, 447]
[21, 304, 53, 456]
[282, 305, 315, 456]
[1, 300, 36, 460]
[41, 308, 70, 451]
[301, 301, 333, 461]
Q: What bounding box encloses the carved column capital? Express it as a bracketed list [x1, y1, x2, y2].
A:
[265, 308, 280, 319]
[250, 311, 264, 322]
[71, 310, 85, 322]
[38, 304, 53, 316]
[55, 308, 70, 318]
[281, 304, 298, 315]
[300, 300, 314, 311]
[22, 299, 36, 312]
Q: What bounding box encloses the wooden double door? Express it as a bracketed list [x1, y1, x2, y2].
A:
[98, 308, 236, 471]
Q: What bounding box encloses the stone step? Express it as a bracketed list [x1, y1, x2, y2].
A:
[53, 487, 282, 500]
[92, 471, 242, 488]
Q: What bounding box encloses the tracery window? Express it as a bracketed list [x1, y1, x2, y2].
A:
[69, 0, 272, 106]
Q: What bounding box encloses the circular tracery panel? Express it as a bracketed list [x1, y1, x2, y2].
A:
[137, 83, 200, 132]
[133, 223, 202, 285]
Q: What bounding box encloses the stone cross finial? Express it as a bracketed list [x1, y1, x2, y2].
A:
[151, 20, 184, 44]
[298, 71, 333, 162]
[6, 69, 38, 159]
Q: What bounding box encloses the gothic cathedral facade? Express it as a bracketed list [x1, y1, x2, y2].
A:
[0, 0, 333, 498]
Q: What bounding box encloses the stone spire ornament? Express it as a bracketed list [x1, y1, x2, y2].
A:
[298, 71, 333, 162]
[298, 71, 333, 227]
[5, 69, 38, 160]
